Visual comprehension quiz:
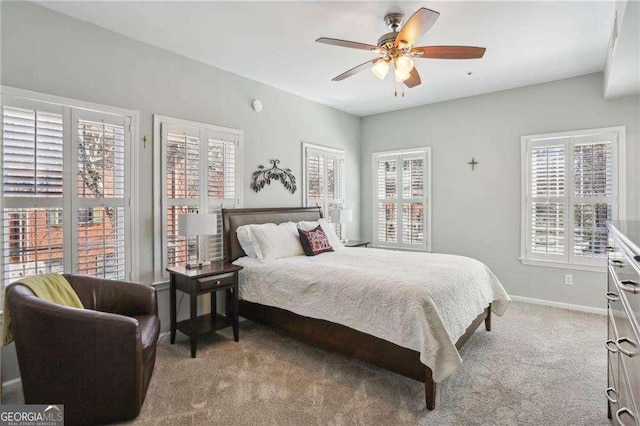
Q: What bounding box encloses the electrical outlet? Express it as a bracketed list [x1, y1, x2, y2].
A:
[564, 274, 573, 286]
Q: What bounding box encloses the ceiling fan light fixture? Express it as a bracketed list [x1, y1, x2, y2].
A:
[395, 56, 414, 74]
[316, 7, 485, 95]
[394, 68, 410, 83]
[371, 60, 390, 79]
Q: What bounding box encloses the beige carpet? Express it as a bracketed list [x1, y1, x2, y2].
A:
[5, 302, 608, 425]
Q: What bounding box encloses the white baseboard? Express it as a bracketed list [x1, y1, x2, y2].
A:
[2, 377, 21, 395]
[510, 295, 607, 315]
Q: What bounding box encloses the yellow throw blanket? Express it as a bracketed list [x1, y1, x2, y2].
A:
[2, 273, 84, 346]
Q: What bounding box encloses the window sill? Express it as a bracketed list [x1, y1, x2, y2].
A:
[519, 258, 607, 273]
[371, 245, 431, 252]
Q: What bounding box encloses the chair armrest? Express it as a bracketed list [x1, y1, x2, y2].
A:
[64, 274, 157, 317]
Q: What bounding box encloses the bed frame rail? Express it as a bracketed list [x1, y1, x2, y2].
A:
[240, 300, 491, 410]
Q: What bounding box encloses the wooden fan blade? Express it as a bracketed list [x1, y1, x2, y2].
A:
[395, 8, 440, 47]
[404, 67, 421, 88]
[411, 46, 486, 59]
[332, 59, 381, 81]
[316, 37, 378, 52]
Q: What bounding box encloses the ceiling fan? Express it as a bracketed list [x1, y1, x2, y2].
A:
[316, 8, 486, 94]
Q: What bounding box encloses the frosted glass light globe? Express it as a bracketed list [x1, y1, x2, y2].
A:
[371, 60, 390, 79]
[395, 56, 414, 74]
[394, 68, 410, 83]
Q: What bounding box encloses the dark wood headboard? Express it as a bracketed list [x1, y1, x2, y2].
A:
[222, 207, 322, 262]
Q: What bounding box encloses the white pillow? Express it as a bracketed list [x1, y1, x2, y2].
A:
[297, 219, 343, 249]
[248, 222, 304, 261]
[236, 225, 260, 258]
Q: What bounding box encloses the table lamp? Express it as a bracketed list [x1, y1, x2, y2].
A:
[178, 213, 218, 269]
[330, 208, 353, 243]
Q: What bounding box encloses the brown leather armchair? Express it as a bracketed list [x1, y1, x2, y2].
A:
[6, 274, 160, 425]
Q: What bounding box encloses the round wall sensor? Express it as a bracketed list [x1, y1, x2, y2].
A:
[252, 99, 263, 113]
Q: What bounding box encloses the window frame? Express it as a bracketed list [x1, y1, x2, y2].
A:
[372, 147, 432, 252]
[0, 85, 140, 284]
[520, 126, 626, 272]
[301, 142, 346, 236]
[153, 115, 243, 283]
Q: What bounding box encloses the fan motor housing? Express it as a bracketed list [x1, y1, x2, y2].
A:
[377, 32, 398, 49]
[379, 13, 405, 48]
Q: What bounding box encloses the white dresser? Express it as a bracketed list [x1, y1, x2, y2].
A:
[607, 221, 640, 425]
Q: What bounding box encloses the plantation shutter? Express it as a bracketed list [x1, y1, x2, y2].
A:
[305, 148, 324, 207]
[162, 123, 200, 269]
[2, 97, 134, 287]
[401, 156, 425, 245]
[572, 134, 614, 259]
[303, 144, 346, 236]
[529, 143, 566, 257]
[75, 110, 130, 280]
[2, 103, 66, 286]
[524, 129, 619, 267]
[159, 118, 242, 277]
[325, 152, 344, 235]
[376, 157, 398, 244]
[206, 129, 239, 262]
[3, 107, 64, 197]
[373, 149, 429, 251]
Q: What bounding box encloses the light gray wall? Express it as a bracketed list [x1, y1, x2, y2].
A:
[0, 1, 361, 283]
[361, 72, 640, 310]
[0, 2, 360, 382]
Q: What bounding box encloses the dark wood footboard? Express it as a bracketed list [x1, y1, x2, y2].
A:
[239, 300, 491, 410]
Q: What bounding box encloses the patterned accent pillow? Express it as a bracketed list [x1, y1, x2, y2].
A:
[298, 225, 334, 256]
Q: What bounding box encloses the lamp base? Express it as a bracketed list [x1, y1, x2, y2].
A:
[185, 260, 211, 269]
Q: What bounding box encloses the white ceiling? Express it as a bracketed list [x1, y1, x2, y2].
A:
[37, 1, 616, 116]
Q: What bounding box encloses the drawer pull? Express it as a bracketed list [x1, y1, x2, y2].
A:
[616, 336, 640, 357]
[611, 260, 624, 268]
[620, 280, 640, 294]
[605, 387, 619, 404]
[606, 292, 620, 301]
[606, 246, 615, 252]
[606, 339, 619, 353]
[616, 407, 637, 426]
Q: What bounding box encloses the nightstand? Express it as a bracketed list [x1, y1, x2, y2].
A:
[343, 240, 370, 248]
[167, 261, 243, 358]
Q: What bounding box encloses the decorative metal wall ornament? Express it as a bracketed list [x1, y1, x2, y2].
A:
[251, 159, 297, 194]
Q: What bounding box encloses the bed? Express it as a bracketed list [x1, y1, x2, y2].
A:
[222, 207, 510, 410]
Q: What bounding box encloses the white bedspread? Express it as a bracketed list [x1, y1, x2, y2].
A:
[234, 247, 510, 382]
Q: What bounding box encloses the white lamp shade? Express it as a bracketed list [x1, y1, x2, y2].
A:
[331, 208, 353, 224]
[178, 213, 218, 237]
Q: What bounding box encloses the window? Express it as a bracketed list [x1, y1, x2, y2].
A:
[521, 126, 625, 271]
[1, 88, 138, 287]
[302, 143, 345, 236]
[154, 116, 242, 281]
[372, 148, 431, 251]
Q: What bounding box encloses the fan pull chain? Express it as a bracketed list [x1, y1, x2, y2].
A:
[394, 82, 397, 97]
[402, 86, 405, 98]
